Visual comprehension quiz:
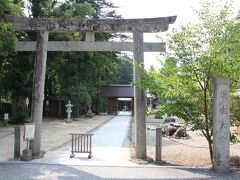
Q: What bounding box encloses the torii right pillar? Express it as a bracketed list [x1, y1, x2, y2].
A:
[133, 31, 146, 159]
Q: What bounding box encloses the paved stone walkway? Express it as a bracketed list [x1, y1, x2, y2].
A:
[29, 115, 135, 166]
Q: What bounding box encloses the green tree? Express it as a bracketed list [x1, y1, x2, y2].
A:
[3, 0, 124, 118]
[138, 0, 240, 163]
[0, 0, 24, 117]
[43, 0, 97, 115]
[111, 54, 133, 84]
[29, 0, 53, 18]
[0, 0, 22, 57]
[4, 52, 33, 118]
[42, 0, 123, 115]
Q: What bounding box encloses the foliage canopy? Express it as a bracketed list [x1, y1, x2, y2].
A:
[138, 0, 240, 162]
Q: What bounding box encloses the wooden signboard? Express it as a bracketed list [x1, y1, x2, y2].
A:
[4, 113, 9, 121]
[24, 123, 35, 141]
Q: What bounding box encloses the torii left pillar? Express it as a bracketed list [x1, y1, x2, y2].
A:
[30, 31, 49, 156]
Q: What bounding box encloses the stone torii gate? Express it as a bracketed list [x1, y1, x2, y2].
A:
[6, 15, 176, 159]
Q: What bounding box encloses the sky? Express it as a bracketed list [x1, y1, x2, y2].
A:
[109, 0, 240, 69]
[111, 0, 199, 25]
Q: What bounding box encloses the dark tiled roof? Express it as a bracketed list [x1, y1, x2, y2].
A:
[101, 84, 133, 97]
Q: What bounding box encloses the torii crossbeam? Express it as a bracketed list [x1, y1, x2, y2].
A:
[6, 15, 176, 158]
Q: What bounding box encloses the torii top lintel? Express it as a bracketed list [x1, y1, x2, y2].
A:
[5, 15, 176, 33]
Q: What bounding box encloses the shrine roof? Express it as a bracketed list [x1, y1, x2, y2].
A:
[101, 84, 133, 98]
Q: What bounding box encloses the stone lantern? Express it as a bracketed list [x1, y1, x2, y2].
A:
[26, 97, 29, 108]
[65, 100, 73, 122]
[86, 104, 93, 118]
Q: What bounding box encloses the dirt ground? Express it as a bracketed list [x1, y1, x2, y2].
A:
[0, 114, 114, 160]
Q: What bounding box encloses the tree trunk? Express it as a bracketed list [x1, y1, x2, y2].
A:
[95, 73, 102, 115]
[11, 96, 25, 119]
[11, 96, 18, 119]
[206, 135, 213, 164]
[95, 93, 100, 115]
[76, 104, 79, 117]
[203, 86, 213, 163]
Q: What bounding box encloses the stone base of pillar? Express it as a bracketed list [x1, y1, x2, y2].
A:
[65, 119, 72, 123]
[130, 157, 153, 165]
[32, 150, 46, 159]
[21, 149, 32, 161]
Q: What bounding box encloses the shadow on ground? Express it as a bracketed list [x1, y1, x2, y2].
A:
[1, 163, 240, 180]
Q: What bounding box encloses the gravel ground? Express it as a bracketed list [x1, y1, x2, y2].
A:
[146, 130, 240, 167]
[147, 130, 212, 167]
[131, 116, 240, 167]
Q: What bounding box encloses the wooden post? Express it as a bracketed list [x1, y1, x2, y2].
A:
[14, 126, 21, 159]
[30, 31, 49, 156]
[133, 31, 146, 159]
[58, 100, 61, 117]
[155, 128, 162, 162]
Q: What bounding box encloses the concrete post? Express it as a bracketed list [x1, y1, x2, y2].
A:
[30, 31, 49, 156]
[85, 32, 95, 42]
[133, 31, 146, 159]
[155, 128, 162, 162]
[213, 77, 230, 173]
[14, 127, 21, 159]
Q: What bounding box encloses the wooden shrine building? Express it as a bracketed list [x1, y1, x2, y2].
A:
[101, 85, 134, 115]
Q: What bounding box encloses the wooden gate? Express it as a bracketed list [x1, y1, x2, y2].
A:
[70, 133, 94, 159]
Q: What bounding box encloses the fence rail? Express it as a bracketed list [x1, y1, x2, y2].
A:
[70, 133, 94, 159]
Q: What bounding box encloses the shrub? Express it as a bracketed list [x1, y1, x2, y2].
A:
[230, 156, 240, 167]
[13, 106, 28, 124]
